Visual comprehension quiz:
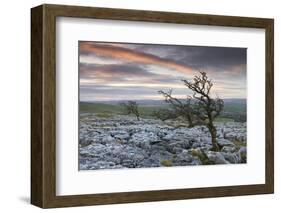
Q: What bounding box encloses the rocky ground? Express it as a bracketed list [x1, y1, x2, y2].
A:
[79, 114, 247, 170]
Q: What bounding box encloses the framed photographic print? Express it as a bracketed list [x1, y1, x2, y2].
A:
[31, 4, 274, 208]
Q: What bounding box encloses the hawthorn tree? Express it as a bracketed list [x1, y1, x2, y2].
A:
[158, 89, 195, 127]
[157, 72, 224, 151]
[182, 71, 224, 151]
[120, 101, 140, 121]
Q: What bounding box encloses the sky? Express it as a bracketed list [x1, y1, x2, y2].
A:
[79, 41, 246, 102]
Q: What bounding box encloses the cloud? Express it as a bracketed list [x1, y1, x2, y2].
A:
[80, 42, 196, 75]
[80, 63, 151, 78]
[126, 44, 247, 71]
[80, 85, 193, 101]
[80, 55, 122, 65]
[79, 63, 181, 86]
[79, 41, 247, 101]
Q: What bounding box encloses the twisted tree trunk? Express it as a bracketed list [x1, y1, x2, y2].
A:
[207, 122, 219, 151]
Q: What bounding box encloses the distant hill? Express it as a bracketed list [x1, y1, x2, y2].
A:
[80, 99, 246, 122]
[83, 99, 168, 106]
[79, 102, 167, 118]
[83, 98, 246, 107]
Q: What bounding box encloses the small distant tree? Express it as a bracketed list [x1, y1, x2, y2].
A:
[120, 101, 140, 121]
[153, 108, 178, 121]
[158, 89, 195, 127]
[182, 72, 224, 151]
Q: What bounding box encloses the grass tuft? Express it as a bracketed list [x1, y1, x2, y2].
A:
[161, 160, 173, 167]
[191, 149, 215, 165]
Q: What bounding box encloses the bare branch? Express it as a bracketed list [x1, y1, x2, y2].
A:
[157, 89, 195, 127]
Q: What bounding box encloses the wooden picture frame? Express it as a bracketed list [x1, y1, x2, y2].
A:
[31, 4, 274, 208]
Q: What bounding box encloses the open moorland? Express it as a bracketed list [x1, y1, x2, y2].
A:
[79, 99, 247, 170]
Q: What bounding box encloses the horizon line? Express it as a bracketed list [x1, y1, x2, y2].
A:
[80, 97, 247, 102]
